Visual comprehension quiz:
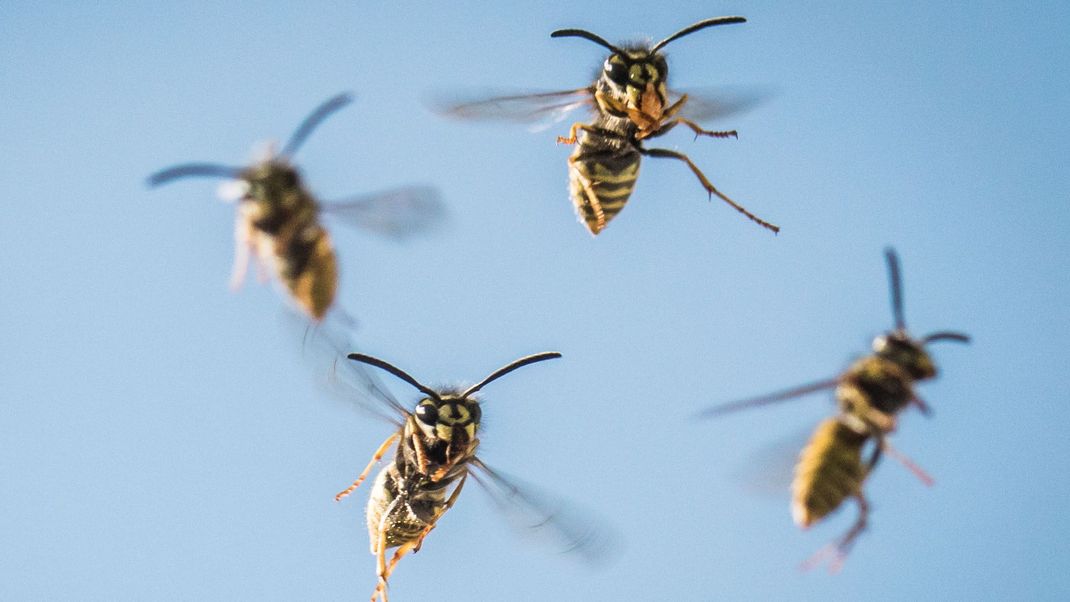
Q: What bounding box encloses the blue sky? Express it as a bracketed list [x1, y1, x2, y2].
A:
[2, 2, 1068, 600]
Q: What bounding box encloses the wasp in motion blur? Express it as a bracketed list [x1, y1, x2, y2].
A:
[698, 249, 969, 571]
[307, 344, 607, 602]
[438, 16, 777, 236]
[147, 93, 444, 320]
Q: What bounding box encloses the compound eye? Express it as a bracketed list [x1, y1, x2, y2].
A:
[467, 403, 482, 424]
[603, 57, 628, 85]
[415, 403, 438, 426]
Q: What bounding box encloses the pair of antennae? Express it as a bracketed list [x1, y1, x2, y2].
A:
[347, 352, 562, 402]
[146, 92, 354, 187]
[886, 248, 971, 345]
[551, 16, 746, 56]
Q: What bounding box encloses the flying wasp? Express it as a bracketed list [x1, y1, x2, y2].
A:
[698, 249, 969, 570]
[147, 93, 444, 321]
[297, 335, 609, 602]
[438, 16, 778, 236]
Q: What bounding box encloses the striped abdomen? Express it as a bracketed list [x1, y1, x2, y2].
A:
[567, 144, 641, 235]
[791, 417, 869, 528]
[365, 463, 451, 553]
[274, 220, 337, 320]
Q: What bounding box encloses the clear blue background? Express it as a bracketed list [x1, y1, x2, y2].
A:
[2, 2, 1068, 600]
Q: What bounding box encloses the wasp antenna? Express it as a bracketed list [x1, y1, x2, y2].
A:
[461, 352, 562, 398]
[146, 163, 242, 187]
[281, 92, 355, 157]
[651, 16, 747, 53]
[550, 28, 624, 55]
[696, 377, 840, 419]
[884, 247, 906, 331]
[347, 353, 442, 402]
[922, 331, 971, 344]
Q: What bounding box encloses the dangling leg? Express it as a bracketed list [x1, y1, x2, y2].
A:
[881, 437, 935, 487]
[229, 218, 255, 290]
[800, 493, 870, 573]
[336, 432, 400, 502]
[641, 147, 779, 234]
[371, 498, 401, 602]
[413, 472, 469, 554]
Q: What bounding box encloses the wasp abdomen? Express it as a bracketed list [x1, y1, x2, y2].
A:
[568, 146, 641, 235]
[275, 223, 337, 320]
[791, 417, 868, 528]
[366, 465, 446, 554]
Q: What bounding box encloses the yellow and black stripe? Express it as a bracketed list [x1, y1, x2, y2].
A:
[568, 146, 641, 235]
[791, 417, 869, 528]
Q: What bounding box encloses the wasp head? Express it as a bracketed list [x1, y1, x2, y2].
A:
[552, 17, 746, 133]
[412, 393, 482, 450]
[597, 48, 670, 129]
[236, 160, 301, 201]
[872, 332, 936, 381]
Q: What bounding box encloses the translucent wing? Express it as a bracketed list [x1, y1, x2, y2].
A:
[428, 88, 595, 132]
[469, 457, 619, 567]
[282, 310, 409, 426]
[670, 86, 774, 123]
[730, 427, 812, 498]
[321, 185, 447, 241]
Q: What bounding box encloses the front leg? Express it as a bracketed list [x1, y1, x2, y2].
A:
[557, 122, 626, 145]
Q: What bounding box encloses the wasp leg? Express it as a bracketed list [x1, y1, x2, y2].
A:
[229, 218, 256, 290]
[335, 432, 401, 502]
[557, 123, 625, 145]
[664, 117, 738, 141]
[880, 437, 935, 486]
[641, 147, 780, 234]
[800, 493, 870, 573]
[413, 471, 469, 554]
[371, 497, 403, 602]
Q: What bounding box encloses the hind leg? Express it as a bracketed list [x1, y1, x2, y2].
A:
[800, 493, 870, 573]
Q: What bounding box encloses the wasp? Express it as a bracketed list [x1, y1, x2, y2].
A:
[698, 249, 969, 570]
[148, 93, 443, 321]
[300, 339, 607, 602]
[438, 16, 778, 236]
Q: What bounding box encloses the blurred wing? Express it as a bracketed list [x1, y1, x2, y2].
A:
[281, 310, 409, 426]
[428, 88, 595, 132]
[670, 86, 774, 123]
[469, 457, 620, 567]
[731, 427, 812, 498]
[321, 185, 447, 241]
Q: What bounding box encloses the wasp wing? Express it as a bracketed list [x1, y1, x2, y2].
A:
[282, 310, 409, 426]
[321, 185, 447, 241]
[427, 88, 595, 132]
[670, 86, 774, 123]
[468, 457, 619, 567]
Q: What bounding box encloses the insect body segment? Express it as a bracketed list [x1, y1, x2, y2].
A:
[553, 17, 777, 235]
[148, 93, 443, 321]
[336, 351, 561, 602]
[700, 249, 969, 570]
[439, 17, 777, 236]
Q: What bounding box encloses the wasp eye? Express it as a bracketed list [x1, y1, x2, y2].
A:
[467, 403, 481, 424]
[603, 57, 628, 85]
[415, 403, 438, 425]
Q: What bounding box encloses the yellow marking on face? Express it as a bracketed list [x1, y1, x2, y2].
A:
[629, 64, 645, 83]
[435, 424, 453, 440]
[465, 424, 475, 439]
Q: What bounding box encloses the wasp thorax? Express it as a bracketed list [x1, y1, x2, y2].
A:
[413, 396, 481, 444]
[873, 333, 937, 380]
